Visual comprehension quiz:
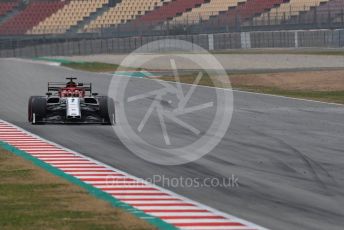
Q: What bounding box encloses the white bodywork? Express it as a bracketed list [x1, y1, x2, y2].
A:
[66, 97, 81, 119]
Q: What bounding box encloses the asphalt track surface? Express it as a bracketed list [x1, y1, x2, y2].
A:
[1, 58, 344, 230]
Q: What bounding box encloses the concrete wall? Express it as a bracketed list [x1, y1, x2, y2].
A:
[1, 29, 344, 58]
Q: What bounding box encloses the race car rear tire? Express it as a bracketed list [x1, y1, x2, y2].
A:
[28, 96, 46, 124]
[98, 96, 115, 125]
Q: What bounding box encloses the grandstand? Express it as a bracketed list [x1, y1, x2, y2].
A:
[289, 0, 344, 26]
[28, 0, 109, 34]
[202, 0, 288, 27]
[253, 0, 330, 25]
[128, 0, 209, 28]
[0, 0, 343, 35]
[171, 0, 247, 25]
[84, 0, 172, 32]
[0, 0, 19, 17]
[0, 0, 66, 35]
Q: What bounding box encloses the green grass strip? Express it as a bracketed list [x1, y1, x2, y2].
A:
[0, 141, 177, 230]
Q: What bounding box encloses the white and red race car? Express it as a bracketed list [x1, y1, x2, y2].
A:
[28, 77, 115, 125]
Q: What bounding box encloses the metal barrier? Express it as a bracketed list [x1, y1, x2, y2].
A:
[1, 29, 344, 58]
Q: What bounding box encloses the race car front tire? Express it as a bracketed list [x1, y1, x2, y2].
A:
[28, 96, 47, 124]
[98, 96, 115, 125]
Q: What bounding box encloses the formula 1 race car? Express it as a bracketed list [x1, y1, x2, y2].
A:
[28, 78, 115, 125]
